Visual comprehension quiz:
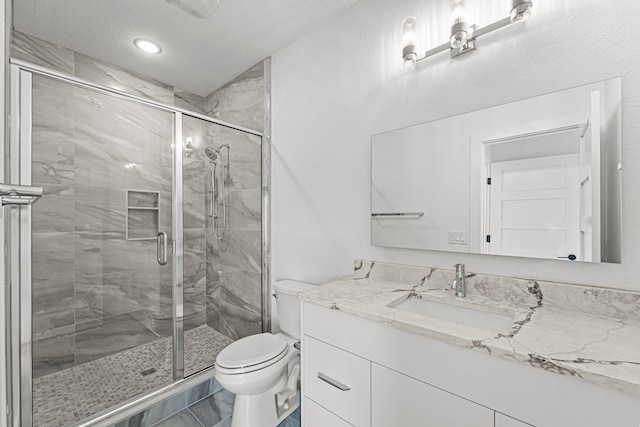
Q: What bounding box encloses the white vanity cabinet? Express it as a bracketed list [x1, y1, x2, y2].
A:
[301, 302, 640, 427]
[372, 364, 494, 427]
[303, 336, 371, 426]
[303, 398, 353, 427]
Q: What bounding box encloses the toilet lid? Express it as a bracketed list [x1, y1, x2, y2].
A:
[216, 333, 288, 369]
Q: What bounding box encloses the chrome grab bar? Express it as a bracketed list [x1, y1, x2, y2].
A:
[371, 212, 424, 217]
[157, 231, 168, 266]
[0, 183, 43, 206]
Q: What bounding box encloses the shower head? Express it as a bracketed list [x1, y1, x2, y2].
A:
[205, 147, 218, 163]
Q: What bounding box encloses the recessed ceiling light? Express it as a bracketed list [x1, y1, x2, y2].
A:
[134, 38, 162, 54]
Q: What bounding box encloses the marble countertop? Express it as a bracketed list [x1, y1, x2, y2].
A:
[298, 260, 640, 398]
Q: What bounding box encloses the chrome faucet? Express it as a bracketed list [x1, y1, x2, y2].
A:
[452, 264, 466, 298]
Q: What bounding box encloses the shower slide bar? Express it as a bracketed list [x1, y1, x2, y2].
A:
[0, 183, 43, 206]
[371, 212, 424, 217]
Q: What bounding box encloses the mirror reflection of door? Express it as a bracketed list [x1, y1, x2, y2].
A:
[483, 90, 603, 261]
[484, 90, 604, 262]
[487, 152, 580, 260]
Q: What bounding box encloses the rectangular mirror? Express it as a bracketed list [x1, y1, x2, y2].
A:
[371, 78, 621, 263]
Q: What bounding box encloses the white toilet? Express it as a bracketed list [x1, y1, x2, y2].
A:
[215, 280, 316, 427]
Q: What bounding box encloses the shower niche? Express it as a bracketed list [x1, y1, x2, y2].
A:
[126, 190, 160, 240]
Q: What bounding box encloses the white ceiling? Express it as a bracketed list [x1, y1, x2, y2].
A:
[14, 0, 359, 96]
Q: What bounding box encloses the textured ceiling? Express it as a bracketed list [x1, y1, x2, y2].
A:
[13, 0, 359, 96]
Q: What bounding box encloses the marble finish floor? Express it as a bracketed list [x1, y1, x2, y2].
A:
[154, 395, 300, 427]
[33, 325, 233, 427]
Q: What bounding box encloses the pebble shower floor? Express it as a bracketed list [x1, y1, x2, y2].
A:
[32, 325, 233, 427]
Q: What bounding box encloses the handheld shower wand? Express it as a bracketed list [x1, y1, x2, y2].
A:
[206, 145, 231, 240]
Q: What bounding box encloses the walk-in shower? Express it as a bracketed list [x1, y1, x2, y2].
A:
[2, 52, 268, 427]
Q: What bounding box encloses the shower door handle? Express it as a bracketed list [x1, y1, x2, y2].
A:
[0, 183, 43, 206]
[157, 231, 168, 265]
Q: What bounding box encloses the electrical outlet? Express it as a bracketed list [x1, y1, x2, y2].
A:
[448, 231, 468, 245]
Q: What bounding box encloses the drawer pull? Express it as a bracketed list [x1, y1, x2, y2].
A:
[317, 372, 351, 391]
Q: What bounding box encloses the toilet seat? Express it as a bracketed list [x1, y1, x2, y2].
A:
[216, 333, 289, 374]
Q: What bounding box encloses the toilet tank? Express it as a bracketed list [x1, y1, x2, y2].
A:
[274, 280, 316, 339]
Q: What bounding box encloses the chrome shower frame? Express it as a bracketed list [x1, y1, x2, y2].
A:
[1, 55, 272, 427]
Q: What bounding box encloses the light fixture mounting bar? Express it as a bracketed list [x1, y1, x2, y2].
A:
[473, 16, 513, 39]
[416, 16, 518, 63]
[420, 41, 450, 61]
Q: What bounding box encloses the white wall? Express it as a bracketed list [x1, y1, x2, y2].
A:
[271, 0, 640, 291]
[372, 116, 471, 253]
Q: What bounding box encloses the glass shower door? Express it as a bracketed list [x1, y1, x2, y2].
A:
[22, 70, 176, 426]
[181, 115, 263, 377]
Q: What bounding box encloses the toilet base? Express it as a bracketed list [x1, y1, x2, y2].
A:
[230, 370, 298, 427]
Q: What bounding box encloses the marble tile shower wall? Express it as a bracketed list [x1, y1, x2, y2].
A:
[204, 62, 266, 340]
[12, 31, 214, 377]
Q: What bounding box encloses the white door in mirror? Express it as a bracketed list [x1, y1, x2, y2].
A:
[488, 153, 580, 260]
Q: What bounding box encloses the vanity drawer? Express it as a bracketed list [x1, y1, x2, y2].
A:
[303, 336, 371, 426]
[303, 398, 353, 427]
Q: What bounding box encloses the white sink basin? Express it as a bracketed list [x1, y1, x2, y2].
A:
[392, 298, 514, 334]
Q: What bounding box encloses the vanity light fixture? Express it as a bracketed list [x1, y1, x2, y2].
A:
[510, 0, 533, 22]
[449, 0, 469, 50]
[134, 38, 162, 54]
[403, 0, 532, 65]
[402, 16, 418, 66]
